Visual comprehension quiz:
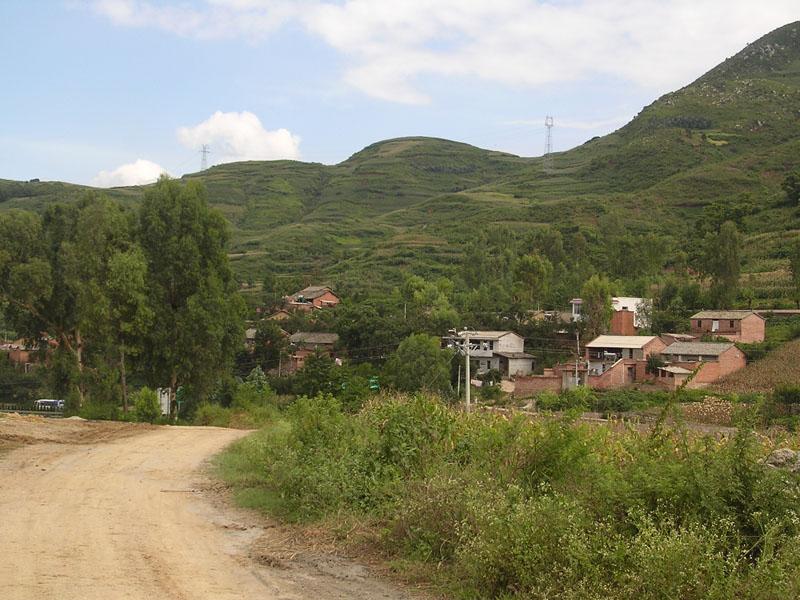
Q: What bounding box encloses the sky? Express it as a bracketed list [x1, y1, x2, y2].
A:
[1, 1, 798, 187]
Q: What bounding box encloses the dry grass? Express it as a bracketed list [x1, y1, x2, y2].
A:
[715, 338, 800, 394]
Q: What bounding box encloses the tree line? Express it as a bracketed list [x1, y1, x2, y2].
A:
[0, 177, 244, 414]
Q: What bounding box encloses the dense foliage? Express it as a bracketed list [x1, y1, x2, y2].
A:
[219, 394, 800, 599]
[0, 178, 244, 414]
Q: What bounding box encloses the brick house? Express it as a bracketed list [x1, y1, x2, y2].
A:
[585, 335, 666, 389]
[571, 296, 651, 333]
[659, 341, 746, 388]
[515, 335, 664, 396]
[285, 286, 341, 312]
[690, 310, 765, 343]
[655, 365, 693, 391]
[288, 331, 339, 371]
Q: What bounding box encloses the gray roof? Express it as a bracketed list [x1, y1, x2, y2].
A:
[691, 310, 764, 321]
[291, 286, 337, 301]
[494, 351, 535, 359]
[659, 365, 693, 375]
[468, 331, 521, 340]
[289, 332, 339, 345]
[661, 341, 734, 356]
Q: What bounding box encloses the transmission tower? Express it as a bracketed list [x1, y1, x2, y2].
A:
[200, 144, 211, 171]
[543, 116, 554, 172]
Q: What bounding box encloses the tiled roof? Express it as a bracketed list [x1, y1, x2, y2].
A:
[494, 351, 535, 359]
[659, 366, 693, 375]
[289, 332, 339, 345]
[691, 310, 763, 320]
[291, 286, 335, 300]
[586, 335, 658, 349]
[661, 341, 734, 356]
[468, 331, 520, 340]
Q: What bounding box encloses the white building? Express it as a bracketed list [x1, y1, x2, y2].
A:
[570, 296, 651, 329]
[446, 331, 534, 377]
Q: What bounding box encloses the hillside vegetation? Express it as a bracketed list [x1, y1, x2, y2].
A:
[2, 23, 800, 305]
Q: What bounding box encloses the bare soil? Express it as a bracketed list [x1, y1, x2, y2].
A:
[0, 414, 421, 600]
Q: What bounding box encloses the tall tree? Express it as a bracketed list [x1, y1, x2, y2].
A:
[384, 333, 452, 395]
[138, 177, 245, 403]
[581, 274, 614, 339]
[106, 247, 152, 412]
[513, 253, 553, 309]
[704, 220, 741, 308]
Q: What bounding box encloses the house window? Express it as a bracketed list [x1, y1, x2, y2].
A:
[730, 320, 735, 328]
[488, 341, 494, 350]
[696, 320, 702, 328]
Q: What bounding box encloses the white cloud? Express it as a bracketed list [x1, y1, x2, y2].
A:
[177, 111, 301, 164]
[89, 1, 800, 104]
[91, 158, 167, 187]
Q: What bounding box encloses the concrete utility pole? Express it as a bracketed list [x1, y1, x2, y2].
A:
[574, 328, 580, 387]
[464, 330, 472, 412]
[450, 328, 475, 413]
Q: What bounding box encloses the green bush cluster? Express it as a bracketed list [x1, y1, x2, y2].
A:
[219, 394, 800, 598]
[194, 373, 279, 429]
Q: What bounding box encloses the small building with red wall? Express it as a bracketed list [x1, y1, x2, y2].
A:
[659, 341, 746, 388]
[690, 310, 765, 343]
[285, 286, 340, 312]
[287, 331, 339, 371]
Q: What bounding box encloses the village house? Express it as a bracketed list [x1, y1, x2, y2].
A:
[288, 331, 339, 371]
[659, 341, 746, 389]
[285, 286, 340, 312]
[267, 309, 292, 321]
[570, 296, 651, 334]
[655, 365, 693, 391]
[690, 310, 765, 343]
[445, 331, 535, 378]
[585, 335, 666, 388]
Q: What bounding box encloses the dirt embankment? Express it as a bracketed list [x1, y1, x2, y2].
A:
[0, 416, 420, 600]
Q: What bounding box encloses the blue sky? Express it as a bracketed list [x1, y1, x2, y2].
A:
[1, 1, 797, 186]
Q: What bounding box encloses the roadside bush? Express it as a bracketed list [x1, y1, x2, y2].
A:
[218, 393, 800, 598]
[79, 401, 119, 421]
[194, 402, 232, 427]
[132, 387, 160, 423]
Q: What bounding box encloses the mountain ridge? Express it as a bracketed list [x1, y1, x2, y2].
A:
[2, 22, 800, 303]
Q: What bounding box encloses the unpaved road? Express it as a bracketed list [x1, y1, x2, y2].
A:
[0, 416, 419, 600]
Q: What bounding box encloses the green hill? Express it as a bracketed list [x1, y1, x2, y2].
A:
[2, 22, 800, 303]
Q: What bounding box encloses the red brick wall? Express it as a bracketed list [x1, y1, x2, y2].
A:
[674, 347, 746, 388]
[514, 375, 562, 396]
[312, 291, 340, 308]
[690, 316, 764, 343]
[610, 310, 636, 335]
[739, 314, 765, 343]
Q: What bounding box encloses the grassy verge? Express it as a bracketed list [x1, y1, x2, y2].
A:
[216, 393, 800, 599]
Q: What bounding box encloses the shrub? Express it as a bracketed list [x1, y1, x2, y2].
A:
[217, 394, 800, 598]
[773, 385, 800, 405]
[79, 401, 119, 421]
[132, 387, 161, 423]
[194, 402, 232, 427]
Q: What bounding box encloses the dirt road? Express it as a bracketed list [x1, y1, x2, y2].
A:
[0, 418, 418, 600]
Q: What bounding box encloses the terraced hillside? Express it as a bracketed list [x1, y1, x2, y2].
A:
[2, 22, 800, 301]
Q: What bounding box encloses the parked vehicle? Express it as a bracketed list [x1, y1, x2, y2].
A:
[33, 399, 64, 411]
